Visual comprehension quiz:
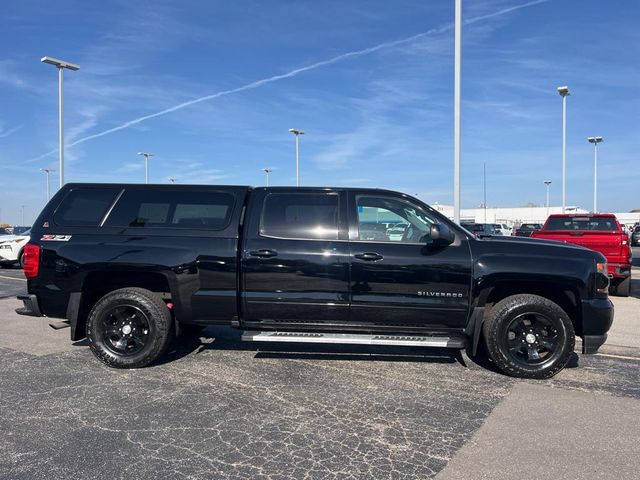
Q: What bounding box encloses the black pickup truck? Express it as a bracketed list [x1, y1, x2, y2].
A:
[17, 184, 614, 379]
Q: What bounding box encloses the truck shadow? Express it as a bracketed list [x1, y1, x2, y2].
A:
[160, 326, 465, 367]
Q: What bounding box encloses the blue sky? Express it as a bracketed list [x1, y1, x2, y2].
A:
[1, 0, 638, 225]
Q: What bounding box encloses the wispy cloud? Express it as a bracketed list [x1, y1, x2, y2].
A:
[0, 124, 23, 139]
[26, 0, 550, 164]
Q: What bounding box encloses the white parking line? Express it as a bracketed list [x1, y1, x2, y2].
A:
[595, 353, 640, 361]
[0, 274, 26, 282]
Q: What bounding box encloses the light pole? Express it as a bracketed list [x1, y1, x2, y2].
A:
[262, 168, 273, 186]
[587, 136, 603, 213]
[41, 56, 80, 189]
[20, 205, 25, 226]
[557, 86, 570, 213]
[40, 168, 55, 201]
[453, 0, 462, 224]
[168, 176, 177, 184]
[483, 162, 487, 224]
[138, 152, 154, 184]
[544, 180, 552, 218]
[288, 128, 304, 186]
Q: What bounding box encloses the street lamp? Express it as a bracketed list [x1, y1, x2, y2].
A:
[288, 128, 304, 187]
[138, 152, 154, 184]
[168, 176, 177, 184]
[587, 136, 603, 213]
[453, 0, 462, 224]
[262, 168, 273, 186]
[40, 168, 55, 201]
[557, 85, 570, 213]
[41, 56, 80, 189]
[544, 180, 552, 218]
[20, 205, 26, 226]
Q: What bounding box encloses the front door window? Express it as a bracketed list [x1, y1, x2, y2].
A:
[356, 195, 436, 244]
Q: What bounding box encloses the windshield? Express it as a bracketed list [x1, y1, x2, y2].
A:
[545, 217, 617, 231]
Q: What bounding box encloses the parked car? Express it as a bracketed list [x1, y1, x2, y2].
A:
[17, 183, 613, 379]
[11, 226, 31, 236]
[494, 223, 512, 236]
[531, 214, 632, 296]
[464, 223, 499, 236]
[631, 226, 640, 246]
[0, 227, 11, 237]
[514, 223, 542, 237]
[0, 229, 30, 267]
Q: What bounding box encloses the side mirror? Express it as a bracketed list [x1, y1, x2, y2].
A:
[429, 224, 455, 246]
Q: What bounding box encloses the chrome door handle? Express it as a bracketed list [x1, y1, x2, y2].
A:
[354, 252, 383, 261]
[249, 249, 278, 258]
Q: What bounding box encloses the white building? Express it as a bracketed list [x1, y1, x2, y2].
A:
[430, 203, 640, 227]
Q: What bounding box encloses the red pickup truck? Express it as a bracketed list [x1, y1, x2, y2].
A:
[531, 214, 632, 296]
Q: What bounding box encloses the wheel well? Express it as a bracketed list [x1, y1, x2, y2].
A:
[484, 281, 583, 336]
[74, 271, 171, 340]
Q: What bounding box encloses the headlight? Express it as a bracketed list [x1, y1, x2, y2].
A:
[595, 262, 609, 293]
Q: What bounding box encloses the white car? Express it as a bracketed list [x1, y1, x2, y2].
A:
[0, 229, 30, 268]
[494, 223, 513, 236]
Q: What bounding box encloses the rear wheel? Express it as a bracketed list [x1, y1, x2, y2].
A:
[86, 287, 173, 368]
[610, 277, 631, 297]
[483, 294, 575, 379]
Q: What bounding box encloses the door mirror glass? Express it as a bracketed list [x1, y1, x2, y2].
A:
[429, 224, 455, 246]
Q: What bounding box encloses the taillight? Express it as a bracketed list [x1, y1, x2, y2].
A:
[23, 243, 41, 279]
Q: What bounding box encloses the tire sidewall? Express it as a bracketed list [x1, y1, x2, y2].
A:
[485, 295, 575, 379]
[87, 289, 172, 368]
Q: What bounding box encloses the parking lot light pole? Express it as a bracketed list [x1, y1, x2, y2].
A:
[288, 129, 304, 186]
[41, 56, 80, 189]
[262, 168, 272, 186]
[587, 136, 603, 213]
[453, 0, 462, 224]
[20, 205, 25, 226]
[557, 86, 570, 213]
[40, 168, 55, 201]
[544, 180, 552, 218]
[138, 152, 154, 184]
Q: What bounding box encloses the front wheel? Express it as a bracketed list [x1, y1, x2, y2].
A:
[483, 294, 575, 379]
[86, 287, 173, 368]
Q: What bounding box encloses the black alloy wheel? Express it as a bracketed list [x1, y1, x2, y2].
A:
[502, 312, 563, 367]
[97, 305, 151, 356]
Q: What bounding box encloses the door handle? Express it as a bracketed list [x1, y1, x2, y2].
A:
[249, 249, 278, 258]
[354, 252, 383, 261]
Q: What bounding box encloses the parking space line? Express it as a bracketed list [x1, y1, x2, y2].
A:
[595, 353, 640, 361]
[0, 274, 26, 282]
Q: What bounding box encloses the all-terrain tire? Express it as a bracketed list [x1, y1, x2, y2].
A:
[86, 287, 173, 368]
[483, 294, 575, 379]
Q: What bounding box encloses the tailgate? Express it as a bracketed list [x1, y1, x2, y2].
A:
[534, 230, 623, 258]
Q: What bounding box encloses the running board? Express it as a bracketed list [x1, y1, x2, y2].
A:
[241, 331, 466, 348]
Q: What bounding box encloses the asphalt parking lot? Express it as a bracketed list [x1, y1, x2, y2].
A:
[0, 251, 638, 479]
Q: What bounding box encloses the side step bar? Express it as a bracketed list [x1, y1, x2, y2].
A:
[242, 331, 467, 348]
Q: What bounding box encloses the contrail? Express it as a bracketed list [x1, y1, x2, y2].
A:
[27, 0, 549, 163]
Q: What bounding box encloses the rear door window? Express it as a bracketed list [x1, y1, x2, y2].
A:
[54, 188, 120, 226]
[260, 192, 339, 240]
[105, 190, 235, 230]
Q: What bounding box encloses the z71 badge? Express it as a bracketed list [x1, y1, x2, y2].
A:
[41, 235, 72, 241]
